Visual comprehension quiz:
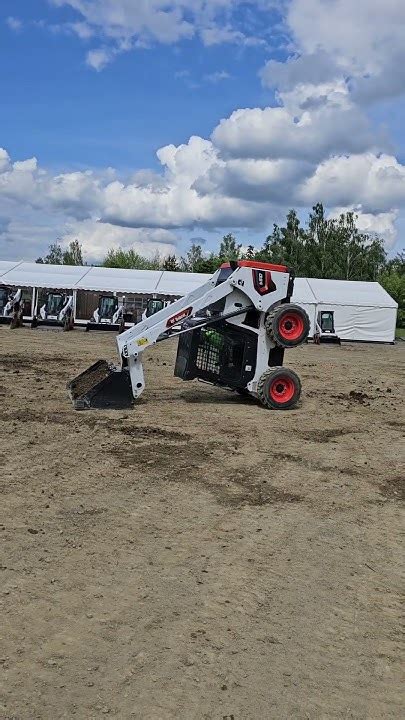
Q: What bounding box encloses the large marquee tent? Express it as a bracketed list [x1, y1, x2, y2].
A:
[0, 261, 211, 296]
[0, 260, 397, 342]
[294, 277, 398, 343]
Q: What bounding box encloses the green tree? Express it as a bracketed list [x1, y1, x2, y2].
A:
[219, 233, 242, 261]
[62, 239, 84, 266]
[243, 245, 256, 260]
[162, 254, 179, 271]
[258, 205, 386, 281]
[40, 239, 84, 265]
[181, 242, 204, 272]
[379, 251, 405, 327]
[44, 242, 63, 264]
[197, 254, 222, 273]
[103, 248, 160, 270]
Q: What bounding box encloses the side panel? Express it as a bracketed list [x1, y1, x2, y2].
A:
[317, 304, 397, 342]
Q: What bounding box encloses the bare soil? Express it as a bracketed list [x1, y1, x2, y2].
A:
[1, 327, 404, 720]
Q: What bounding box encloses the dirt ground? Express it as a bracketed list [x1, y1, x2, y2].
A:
[1, 326, 404, 720]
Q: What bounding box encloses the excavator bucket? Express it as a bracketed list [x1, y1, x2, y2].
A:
[67, 359, 134, 410]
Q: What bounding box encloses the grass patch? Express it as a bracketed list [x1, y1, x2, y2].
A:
[395, 327, 405, 339]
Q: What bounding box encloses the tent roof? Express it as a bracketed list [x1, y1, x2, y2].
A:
[156, 270, 211, 295]
[75, 266, 164, 293]
[306, 278, 398, 308]
[1, 262, 89, 290]
[0, 260, 24, 277]
[0, 261, 211, 296]
[291, 277, 317, 305]
[0, 260, 397, 308]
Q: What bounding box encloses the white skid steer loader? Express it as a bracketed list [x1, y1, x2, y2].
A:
[86, 295, 125, 332]
[3, 288, 24, 329]
[68, 261, 310, 411]
[32, 293, 74, 330]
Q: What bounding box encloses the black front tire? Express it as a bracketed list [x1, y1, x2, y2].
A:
[257, 367, 302, 410]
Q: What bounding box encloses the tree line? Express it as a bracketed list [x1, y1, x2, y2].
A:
[36, 204, 404, 326]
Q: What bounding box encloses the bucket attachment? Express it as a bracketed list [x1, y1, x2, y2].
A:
[67, 359, 134, 410]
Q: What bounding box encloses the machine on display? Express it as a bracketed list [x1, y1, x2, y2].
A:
[314, 310, 340, 344]
[68, 261, 310, 411]
[142, 298, 166, 320]
[1, 288, 24, 328]
[32, 292, 74, 330]
[86, 295, 126, 332]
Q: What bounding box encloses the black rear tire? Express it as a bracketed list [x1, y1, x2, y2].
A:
[266, 304, 310, 348]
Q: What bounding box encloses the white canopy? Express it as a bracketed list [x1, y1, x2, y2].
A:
[305, 278, 397, 308]
[291, 277, 317, 305]
[0, 260, 24, 276]
[0, 260, 211, 296]
[0, 260, 397, 341]
[291, 277, 397, 342]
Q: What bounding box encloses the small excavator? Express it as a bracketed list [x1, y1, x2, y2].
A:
[68, 261, 310, 411]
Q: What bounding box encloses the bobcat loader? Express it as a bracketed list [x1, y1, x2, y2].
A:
[2, 288, 24, 329]
[86, 295, 125, 333]
[32, 292, 74, 330]
[68, 261, 310, 411]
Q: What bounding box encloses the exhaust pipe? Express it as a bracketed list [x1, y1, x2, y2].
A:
[67, 359, 134, 410]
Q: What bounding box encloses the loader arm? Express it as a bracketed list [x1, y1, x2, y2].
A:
[116, 267, 248, 399]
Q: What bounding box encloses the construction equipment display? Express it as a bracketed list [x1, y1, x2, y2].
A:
[314, 310, 341, 344]
[142, 298, 171, 320]
[32, 292, 74, 330]
[86, 295, 125, 332]
[68, 261, 310, 411]
[1, 288, 24, 328]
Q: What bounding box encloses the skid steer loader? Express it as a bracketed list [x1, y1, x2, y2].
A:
[31, 292, 74, 330]
[86, 295, 126, 333]
[2, 288, 24, 329]
[68, 261, 310, 411]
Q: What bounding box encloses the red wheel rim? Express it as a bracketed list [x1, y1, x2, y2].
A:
[278, 312, 304, 342]
[269, 376, 295, 403]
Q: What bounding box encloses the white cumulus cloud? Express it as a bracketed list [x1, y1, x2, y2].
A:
[61, 220, 178, 262]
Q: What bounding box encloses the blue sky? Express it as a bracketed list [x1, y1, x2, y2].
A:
[0, 1, 277, 170]
[0, 0, 404, 262]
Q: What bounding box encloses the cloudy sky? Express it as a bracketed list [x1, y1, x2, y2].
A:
[1, 0, 404, 262]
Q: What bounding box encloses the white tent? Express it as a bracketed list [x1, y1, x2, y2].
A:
[0, 260, 24, 277]
[304, 278, 398, 343]
[0, 261, 211, 296]
[0, 260, 397, 341]
[292, 277, 397, 343]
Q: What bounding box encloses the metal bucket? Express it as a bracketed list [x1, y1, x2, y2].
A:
[67, 359, 134, 410]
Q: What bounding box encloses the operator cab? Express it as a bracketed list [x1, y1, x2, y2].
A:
[0, 287, 9, 314]
[99, 296, 118, 320]
[45, 293, 65, 317]
[316, 310, 340, 344]
[319, 311, 335, 334]
[145, 298, 164, 318]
